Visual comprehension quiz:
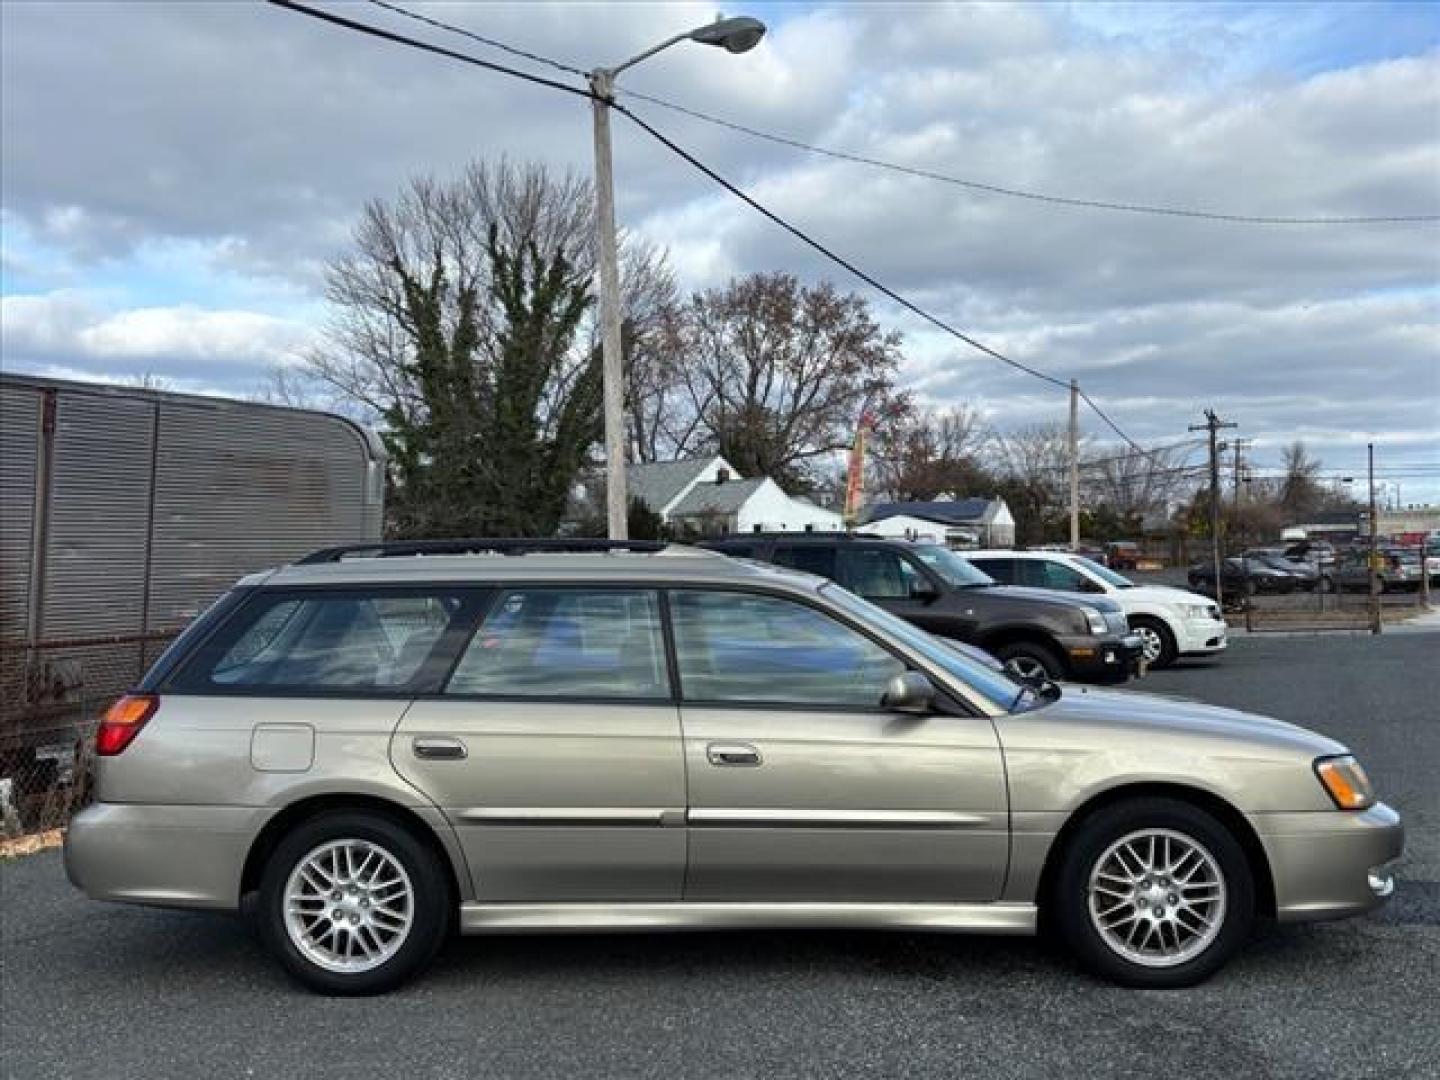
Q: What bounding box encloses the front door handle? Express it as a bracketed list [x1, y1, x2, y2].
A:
[707, 742, 762, 767]
[413, 737, 467, 761]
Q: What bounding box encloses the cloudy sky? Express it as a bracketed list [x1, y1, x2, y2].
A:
[3, 1, 1437, 497]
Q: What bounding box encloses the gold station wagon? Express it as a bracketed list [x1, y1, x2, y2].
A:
[65, 541, 1402, 994]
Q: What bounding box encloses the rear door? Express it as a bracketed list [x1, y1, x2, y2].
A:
[672, 588, 1008, 903]
[393, 587, 686, 902]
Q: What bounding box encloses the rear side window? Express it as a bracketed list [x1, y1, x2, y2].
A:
[969, 557, 1016, 584]
[773, 544, 836, 579]
[446, 589, 668, 700]
[173, 590, 473, 693]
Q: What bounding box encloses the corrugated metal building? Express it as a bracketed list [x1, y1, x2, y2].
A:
[0, 373, 384, 764]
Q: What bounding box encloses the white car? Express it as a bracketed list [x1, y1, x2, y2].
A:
[962, 550, 1227, 669]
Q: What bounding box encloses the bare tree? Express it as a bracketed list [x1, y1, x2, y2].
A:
[1278, 440, 1325, 518]
[1083, 443, 1200, 519]
[990, 423, 1078, 546]
[666, 273, 905, 489]
[870, 404, 987, 501]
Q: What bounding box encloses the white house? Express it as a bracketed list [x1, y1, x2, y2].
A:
[859, 498, 1015, 548]
[628, 456, 841, 536]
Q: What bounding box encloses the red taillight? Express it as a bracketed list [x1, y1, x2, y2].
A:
[96, 694, 159, 756]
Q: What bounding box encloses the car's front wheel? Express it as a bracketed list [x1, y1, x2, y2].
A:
[1051, 798, 1254, 988]
[1130, 616, 1178, 669]
[992, 640, 1064, 685]
[257, 810, 451, 995]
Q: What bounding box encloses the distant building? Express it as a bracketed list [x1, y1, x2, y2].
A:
[860, 497, 1015, 548]
[628, 456, 841, 536]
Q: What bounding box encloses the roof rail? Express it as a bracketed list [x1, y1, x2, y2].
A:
[708, 531, 863, 541]
[295, 538, 669, 564]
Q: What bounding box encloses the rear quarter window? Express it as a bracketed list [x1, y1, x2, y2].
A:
[168, 588, 478, 694]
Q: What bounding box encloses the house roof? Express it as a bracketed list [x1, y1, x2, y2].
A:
[628, 458, 718, 513]
[670, 477, 769, 517]
[866, 498, 996, 526]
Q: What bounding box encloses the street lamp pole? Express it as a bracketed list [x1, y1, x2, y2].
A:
[589, 16, 766, 540]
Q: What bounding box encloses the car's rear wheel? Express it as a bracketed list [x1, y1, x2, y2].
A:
[1051, 798, 1254, 988]
[258, 811, 450, 995]
[1129, 617, 1178, 669]
[993, 640, 1064, 684]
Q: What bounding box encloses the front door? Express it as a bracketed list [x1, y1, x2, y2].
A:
[670, 588, 1008, 903]
[393, 587, 685, 902]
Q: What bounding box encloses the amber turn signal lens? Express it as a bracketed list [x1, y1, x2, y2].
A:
[1315, 755, 1374, 811]
[96, 694, 159, 756]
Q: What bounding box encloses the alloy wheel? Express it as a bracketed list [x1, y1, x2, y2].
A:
[1004, 655, 1050, 683]
[1135, 626, 1165, 665]
[283, 838, 415, 974]
[1086, 828, 1227, 968]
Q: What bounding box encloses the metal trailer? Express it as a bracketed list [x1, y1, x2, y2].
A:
[0, 373, 385, 833]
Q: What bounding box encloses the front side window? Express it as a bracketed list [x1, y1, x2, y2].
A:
[447, 589, 667, 699]
[670, 590, 905, 707]
[185, 590, 470, 691]
[836, 547, 924, 599]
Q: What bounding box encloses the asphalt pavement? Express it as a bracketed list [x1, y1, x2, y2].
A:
[3, 633, 1437, 1080]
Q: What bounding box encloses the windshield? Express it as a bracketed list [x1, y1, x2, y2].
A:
[820, 583, 1025, 711]
[1074, 556, 1134, 589]
[910, 545, 995, 589]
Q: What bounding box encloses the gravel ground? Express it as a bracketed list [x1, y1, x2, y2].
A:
[3, 633, 1437, 1080]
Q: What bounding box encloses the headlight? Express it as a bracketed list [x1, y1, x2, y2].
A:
[1180, 603, 1213, 619]
[1080, 607, 1108, 635]
[1314, 755, 1375, 811]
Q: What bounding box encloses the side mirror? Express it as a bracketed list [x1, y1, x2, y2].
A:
[882, 671, 935, 714]
[909, 583, 941, 603]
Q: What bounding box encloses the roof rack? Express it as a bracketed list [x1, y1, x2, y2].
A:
[295, 538, 669, 564]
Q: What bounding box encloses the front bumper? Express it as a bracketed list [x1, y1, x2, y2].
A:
[1176, 616, 1228, 656]
[1060, 633, 1144, 684]
[65, 801, 275, 911]
[1251, 802, 1404, 923]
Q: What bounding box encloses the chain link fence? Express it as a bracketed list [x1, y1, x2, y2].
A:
[0, 630, 179, 839]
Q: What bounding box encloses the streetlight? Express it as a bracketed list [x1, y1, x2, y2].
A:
[590, 16, 766, 539]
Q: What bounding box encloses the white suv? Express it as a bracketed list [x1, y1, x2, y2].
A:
[963, 550, 1226, 669]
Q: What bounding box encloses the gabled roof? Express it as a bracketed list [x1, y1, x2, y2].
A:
[670, 477, 769, 517]
[628, 458, 719, 513]
[866, 498, 996, 525]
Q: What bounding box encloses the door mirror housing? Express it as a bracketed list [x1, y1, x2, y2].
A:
[882, 671, 935, 714]
[909, 583, 942, 603]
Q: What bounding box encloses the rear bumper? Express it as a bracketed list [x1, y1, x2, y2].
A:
[64, 802, 274, 911]
[1251, 802, 1404, 923]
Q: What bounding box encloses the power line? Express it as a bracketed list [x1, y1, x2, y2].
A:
[364, 0, 587, 78]
[265, 0, 591, 100]
[362, 1, 1440, 227]
[621, 90, 1440, 227]
[268, 0, 1162, 460]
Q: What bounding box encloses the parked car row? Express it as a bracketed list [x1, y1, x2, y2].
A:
[1188, 544, 1431, 598]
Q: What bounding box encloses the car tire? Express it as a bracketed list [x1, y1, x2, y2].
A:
[257, 810, 451, 996]
[1051, 797, 1254, 989]
[1130, 616, 1178, 669]
[993, 640, 1065, 684]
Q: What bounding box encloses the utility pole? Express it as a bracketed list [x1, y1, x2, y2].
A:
[1368, 442, 1381, 635]
[1190, 410, 1237, 609]
[1068, 379, 1080, 550]
[589, 68, 629, 540]
[1231, 437, 1251, 546]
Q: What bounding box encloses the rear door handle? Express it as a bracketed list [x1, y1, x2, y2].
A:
[413, 737, 467, 761]
[706, 742, 761, 767]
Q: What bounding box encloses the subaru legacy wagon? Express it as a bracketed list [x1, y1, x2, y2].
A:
[65, 541, 1402, 995]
